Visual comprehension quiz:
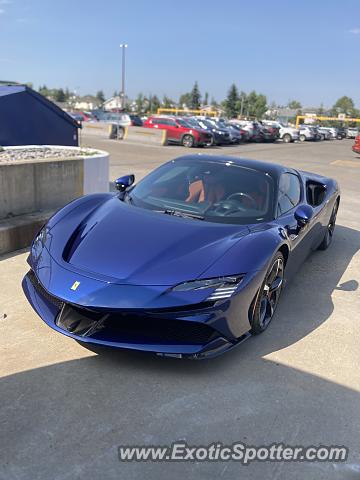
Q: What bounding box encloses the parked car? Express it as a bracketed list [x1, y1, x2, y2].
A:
[227, 122, 250, 141]
[258, 122, 280, 142]
[223, 123, 242, 144]
[352, 135, 360, 154]
[263, 121, 300, 143]
[316, 127, 332, 140]
[234, 120, 258, 141]
[346, 128, 359, 139]
[143, 116, 213, 147]
[336, 127, 346, 140]
[23, 155, 340, 358]
[190, 118, 232, 145]
[299, 125, 321, 142]
[319, 127, 337, 139]
[129, 115, 143, 127]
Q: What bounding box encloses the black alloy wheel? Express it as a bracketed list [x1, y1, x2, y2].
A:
[251, 252, 284, 334]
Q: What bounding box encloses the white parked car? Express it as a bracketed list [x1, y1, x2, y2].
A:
[316, 127, 332, 140]
[299, 125, 321, 142]
[319, 127, 337, 139]
[346, 127, 359, 139]
[263, 121, 300, 143]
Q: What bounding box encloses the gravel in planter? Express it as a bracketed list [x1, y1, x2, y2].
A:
[0, 147, 99, 162]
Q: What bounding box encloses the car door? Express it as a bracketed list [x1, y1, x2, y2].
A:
[166, 119, 182, 143]
[275, 172, 316, 279]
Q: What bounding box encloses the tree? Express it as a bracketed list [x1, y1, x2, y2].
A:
[135, 93, 146, 113]
[54, 88, 66, 102]
[288, 100, 302, 110]
[332, 96, 355, 116]
[224, 84, 239, 118]
[179, 92, 192, 108]
[204, 91, 209, 106]
[146, 94, 161, 114]
[236, 91, 247, 117]
[317, 103, 325, 116]
[242, 91, 267, 119]
[96, 90, 105, 104]
[38, 85, 50, 97]
[210, 97, 218, 108]
[190, 81, 201, 109]
[162, 95, 175, 108]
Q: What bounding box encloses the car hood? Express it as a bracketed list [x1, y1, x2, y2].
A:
[55, 198, 250, 286]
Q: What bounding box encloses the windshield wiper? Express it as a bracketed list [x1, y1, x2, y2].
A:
[163, 209, 204, 220]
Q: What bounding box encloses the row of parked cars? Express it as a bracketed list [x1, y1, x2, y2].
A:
[142, 116, 282, 147]
[141, 115, 357, 148]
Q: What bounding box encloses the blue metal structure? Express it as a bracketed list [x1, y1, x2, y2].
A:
[0, 85, 79, 146]
[22, 155, 340, 358]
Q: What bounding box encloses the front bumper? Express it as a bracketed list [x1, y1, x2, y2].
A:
[22, 269, 257, 359]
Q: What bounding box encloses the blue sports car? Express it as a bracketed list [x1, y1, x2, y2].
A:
[22, 155, 340, 358]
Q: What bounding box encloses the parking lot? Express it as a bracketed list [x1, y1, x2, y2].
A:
[1, 138, 360, 479]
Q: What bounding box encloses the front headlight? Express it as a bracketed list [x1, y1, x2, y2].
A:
[172, 275, 244, 300]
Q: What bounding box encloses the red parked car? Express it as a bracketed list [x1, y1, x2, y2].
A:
[143, 116, 213, 147]
[352, 135, 360, 154]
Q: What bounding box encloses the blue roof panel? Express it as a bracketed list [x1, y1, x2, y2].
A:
[0, 85, 26, 97]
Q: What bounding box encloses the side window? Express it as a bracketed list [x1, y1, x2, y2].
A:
[277, 173, 301, 216]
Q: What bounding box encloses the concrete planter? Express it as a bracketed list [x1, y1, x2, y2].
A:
[0, 145, 109, 255]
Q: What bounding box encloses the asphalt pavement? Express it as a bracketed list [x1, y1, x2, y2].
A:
[1, 137, 359, 480]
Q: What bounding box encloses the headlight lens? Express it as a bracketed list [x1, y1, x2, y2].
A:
[172, 276, 244, 300]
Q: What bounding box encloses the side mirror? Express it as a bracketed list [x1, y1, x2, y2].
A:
[115, 174, 135, 192]
[294, 205, 313, 227]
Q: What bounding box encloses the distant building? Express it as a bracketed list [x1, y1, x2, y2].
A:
[74, 95, 101, 111]
[103, 96, 122, 111]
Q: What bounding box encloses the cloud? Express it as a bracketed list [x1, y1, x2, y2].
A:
[349, 28, 360, 35]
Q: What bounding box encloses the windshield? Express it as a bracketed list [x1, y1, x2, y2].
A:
[128, 159, 275, 225]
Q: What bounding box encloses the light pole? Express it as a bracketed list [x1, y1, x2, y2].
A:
[119, 43, 128, 110]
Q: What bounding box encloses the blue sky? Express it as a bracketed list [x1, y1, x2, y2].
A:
[1, 0, 360, 106]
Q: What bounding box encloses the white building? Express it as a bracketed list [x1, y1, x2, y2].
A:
[103, 96, 123, 111]
[74, 95, 101, 111]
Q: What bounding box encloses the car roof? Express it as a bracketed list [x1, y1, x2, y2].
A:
[172, 154, 293, 178]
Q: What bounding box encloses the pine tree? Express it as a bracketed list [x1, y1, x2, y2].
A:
[224, 84, 239, 118]
[190, 82, 201, 109]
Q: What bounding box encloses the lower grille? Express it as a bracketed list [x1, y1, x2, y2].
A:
[57, 304, 218, 345]
[27, 270, 64, 310]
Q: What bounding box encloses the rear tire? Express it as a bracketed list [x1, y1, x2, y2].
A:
[318, 202, 339, 250]
[182, 134, 195, 148]
[299, 134, 306, 142]
[250, 252, 284, 334]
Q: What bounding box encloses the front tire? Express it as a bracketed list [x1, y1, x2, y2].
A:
[299, 134, 306, 142]
[182, 134, 195, 148]
[250, 252, 284, 334]
[283, 133, 291, 143]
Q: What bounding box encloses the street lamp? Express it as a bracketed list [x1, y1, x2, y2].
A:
[119, 43, 128, 110]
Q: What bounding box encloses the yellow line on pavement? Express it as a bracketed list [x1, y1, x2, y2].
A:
[330, 160, 360, 168]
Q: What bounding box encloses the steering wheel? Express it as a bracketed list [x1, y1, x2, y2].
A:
[209, 199, 247, 217]
[227, 192, 258, 210]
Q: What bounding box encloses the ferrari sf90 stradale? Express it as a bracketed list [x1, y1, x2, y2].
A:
[23, 155, 339, 358]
